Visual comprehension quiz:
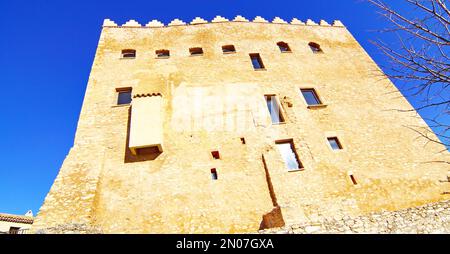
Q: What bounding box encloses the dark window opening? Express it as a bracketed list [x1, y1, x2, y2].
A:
[250, 53, 265, 70]
[222, 45, 236, 53]
[190, 47, 203, 56]
[301, 88, 322, 105]
[156, 49, 170, 58]
[240, 137, 246, 144]
[350, 175, 358, 185]
[308, 42, 323, 53]
[265, 95, 285, 124]
[9, 227, 20, 234]
[122, 49, 136, 58]
[275, 140, 303, 171]
[327, 137, 343, 150]
[277, 42, 291, 52]
[211, 151, 220, 159]
[211, 168, 218, 180]
[116, 88, 132, 105]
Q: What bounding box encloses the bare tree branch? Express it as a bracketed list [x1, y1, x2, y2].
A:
[368, 0, 450, 153]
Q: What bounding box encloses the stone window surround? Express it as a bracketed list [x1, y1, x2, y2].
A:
[299, 87, 328, 109]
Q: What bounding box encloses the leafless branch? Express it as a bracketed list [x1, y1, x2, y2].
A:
[368, 0, 450, 152]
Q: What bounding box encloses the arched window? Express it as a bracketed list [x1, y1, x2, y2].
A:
[189, 47, 204, 56]
[277, 41, 291, 52]
[155, 49, 170, 58]
[121, 49, 136, 58]
[222, 45, 236, 53]
[308, 42, 323, 53]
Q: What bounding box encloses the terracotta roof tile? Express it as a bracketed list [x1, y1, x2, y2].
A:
[0, 213, 34, 224]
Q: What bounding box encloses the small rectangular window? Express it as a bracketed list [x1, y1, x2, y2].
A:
[309, 42, 323, 53]
[9, 227, 20, 234]
[156, 49, 170, 58]
[275, 140, 303, 171]
[116, 88, 132, 105]
[250, 53, 265, 70]
[121, 49, 136, 58]
[301, 89, 322, 106]
[211, 168, 218, 180]
[327, 137, 343, 150]
[265, 95, 285, 124]
[222, 45, 236, 53]
[277, 42, 291, 52]
[211, 151, 220, 159]
[350, 175, 357, 185]
[190, 47, 203, 56]
[240, 137, 246, 144]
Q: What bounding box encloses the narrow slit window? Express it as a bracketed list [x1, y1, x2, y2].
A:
[275, 140, 303, 171]
[156, 49, 170, 58]
[277, 42, 291, 52]
[350, 175, 358, 185]
[211, 151, 220, 159]
[116, 88, 132, 105]
[190, 47, 203, 56]
[249, 53, 265, 70]
[121, 49, 136, 58]
[222, 45, 236, 53]
[300, 88, 322, 106]
[265, 95, 285, 124]
[327, 137, 343, 150]
[211, 168, 218, 180]
[308, 42, 323, 53]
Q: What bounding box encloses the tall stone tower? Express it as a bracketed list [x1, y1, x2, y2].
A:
[32, 16, 450, 233]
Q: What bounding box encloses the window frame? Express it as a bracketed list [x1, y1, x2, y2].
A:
[277, 41, 292, 53]
[327, 137, 343, 150]
[300, 88, 324, 107]
[155, 49, 170, 59]
[189, 47, 204, 56]
[121, 49, 136, 59]
[264, 94, 286, 124]
[222, 45, 236, 54]
[275, 139, 304, 172]
[249, 53, 266, 70]
[308, 42, 323, 54]
[115, 87, 133, 106]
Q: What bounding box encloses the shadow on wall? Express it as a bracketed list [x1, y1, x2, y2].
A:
[124, 106, 162, 163]
[259, 206, 285, 230]
[259, 154, 286, 230]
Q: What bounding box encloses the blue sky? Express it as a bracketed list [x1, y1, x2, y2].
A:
[0, 0, 445, 215]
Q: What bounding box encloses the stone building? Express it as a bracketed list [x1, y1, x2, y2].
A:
[32, 16, 450, 233]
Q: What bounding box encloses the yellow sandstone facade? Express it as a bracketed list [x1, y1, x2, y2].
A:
[32, 16, 450, 233]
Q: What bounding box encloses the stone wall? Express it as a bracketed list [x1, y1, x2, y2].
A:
[259, 200, 450, 234]
[33, 200, 450, 233]
[34, 223, 103, 234]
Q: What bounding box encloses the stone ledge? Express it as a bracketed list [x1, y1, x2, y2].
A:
[33, 223, 103, 234]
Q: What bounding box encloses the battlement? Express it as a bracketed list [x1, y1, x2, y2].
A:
[102, 16, 345, 29]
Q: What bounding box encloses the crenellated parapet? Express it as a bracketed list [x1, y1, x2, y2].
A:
[102, 16, 345, 29]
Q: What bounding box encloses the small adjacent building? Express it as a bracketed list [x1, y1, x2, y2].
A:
[0, 211, 34, 234]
